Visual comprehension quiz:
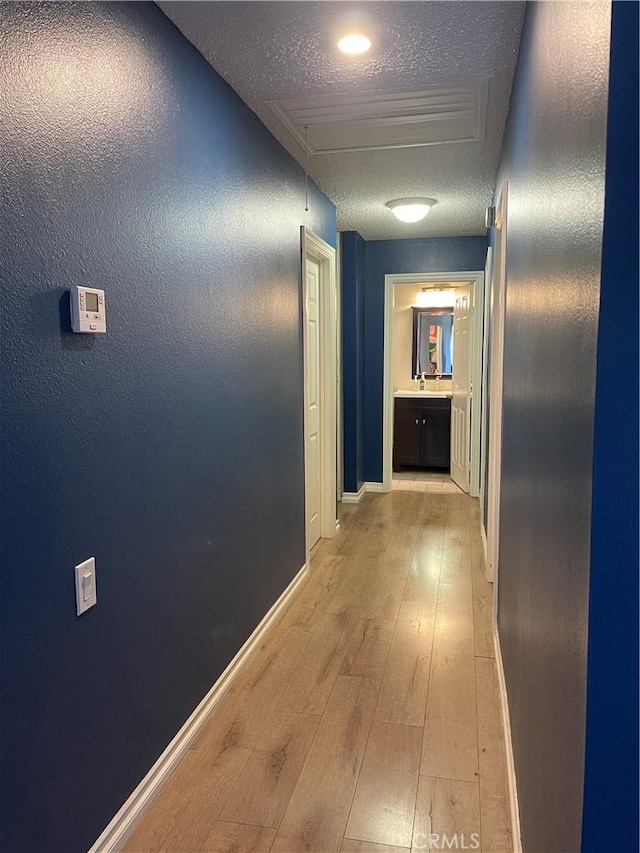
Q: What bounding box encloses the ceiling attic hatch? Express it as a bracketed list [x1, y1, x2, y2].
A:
[267, 82, 489, 154]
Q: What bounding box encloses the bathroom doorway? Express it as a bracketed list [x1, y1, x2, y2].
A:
[382, 271, 485, 495]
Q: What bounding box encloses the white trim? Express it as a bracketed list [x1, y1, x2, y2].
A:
[480, 522, 489, 574]
[479, 246, 493, 533]
[469, 272, 485, 498]
[341, 482, 386, 501]
[382, 271, 485, 495]
[341, 483, 366, 504]
[88, 563, 309, 853]
[486, 183, 509, 585]
[493, 625, 523, 853]
[301, 227, 338, 564]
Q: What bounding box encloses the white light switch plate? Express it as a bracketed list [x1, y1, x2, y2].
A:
[75, 557, 97, 615]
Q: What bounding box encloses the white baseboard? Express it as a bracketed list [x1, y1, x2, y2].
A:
[481, 523, 489, 574]
[493, 625, 523, 853]
[339, 483, 389, 502]
[341, 483, 366, 504]
[89, 562, 309, 853]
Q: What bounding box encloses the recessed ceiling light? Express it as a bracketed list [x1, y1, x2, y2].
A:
[386, 198, 437, 223]
[337, 33, 372, 55]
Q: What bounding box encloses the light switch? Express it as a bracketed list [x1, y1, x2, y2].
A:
[75, 557, 97, 615]
[82, 573, 92, 602]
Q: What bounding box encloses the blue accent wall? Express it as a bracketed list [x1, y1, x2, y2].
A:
[582, 2, 639, 849]
[362, 237, 487, 482]
[0, 3, 335, 851]
[491, 2, 613, 850]
[341, 231, 366, 494]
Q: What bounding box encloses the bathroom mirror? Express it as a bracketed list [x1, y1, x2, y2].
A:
[412, 308, 454, 377]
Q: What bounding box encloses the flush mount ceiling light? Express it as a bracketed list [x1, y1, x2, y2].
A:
[337, 33, 372, 55]
[386, 198, 437, 223]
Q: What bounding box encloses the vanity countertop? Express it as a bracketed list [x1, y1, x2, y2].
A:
[394, 390, 452, 399]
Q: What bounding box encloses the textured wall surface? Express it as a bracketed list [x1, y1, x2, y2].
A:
[362, 237, 487, 482]
[492, 2, 611, 851]
[582, 3, 639, 849]
[392, 284, 455, 392]
[0, 3, 335, 851]
[341, 231, 366, 494]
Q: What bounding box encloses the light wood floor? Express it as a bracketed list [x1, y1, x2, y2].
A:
[124, 490, 512, 853]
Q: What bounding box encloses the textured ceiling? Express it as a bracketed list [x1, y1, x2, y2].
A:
[159, 1, 524, 240]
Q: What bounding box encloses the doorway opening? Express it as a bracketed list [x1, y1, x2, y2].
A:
[382, 271, 485, 496]
[301, 227, 338, 560]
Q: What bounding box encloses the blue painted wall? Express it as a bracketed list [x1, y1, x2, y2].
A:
[362, 237, 487, 482]
[582, 2, 639, 850]
[0, 3, 335, 851]
[341, 231, 366, 494]
[491, 2, 612, 850]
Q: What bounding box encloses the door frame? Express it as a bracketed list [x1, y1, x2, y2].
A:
[382, 270, 485, 494]
[301, 227, 338, 563]
[479, 245, 493, 552]
[486, 183, 509, 587]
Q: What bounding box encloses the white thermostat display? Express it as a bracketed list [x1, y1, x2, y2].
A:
[71, 286, 106, 334]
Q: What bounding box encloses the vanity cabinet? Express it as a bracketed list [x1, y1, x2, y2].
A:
[393, 397, 451, 470]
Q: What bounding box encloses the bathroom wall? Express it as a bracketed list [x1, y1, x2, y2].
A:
[0, 4, 335, 851]
[392, 285, 455, 392]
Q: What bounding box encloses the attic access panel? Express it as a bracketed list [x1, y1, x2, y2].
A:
[268, 82, 489, 154]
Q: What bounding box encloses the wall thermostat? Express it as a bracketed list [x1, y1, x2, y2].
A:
[71, 286, 106, 333]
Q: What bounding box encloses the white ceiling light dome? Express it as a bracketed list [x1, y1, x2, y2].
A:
[386, 198, 437, 223]
[337, 33, 372, 55]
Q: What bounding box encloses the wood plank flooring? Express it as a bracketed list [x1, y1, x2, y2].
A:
[123, 489, 512, 853]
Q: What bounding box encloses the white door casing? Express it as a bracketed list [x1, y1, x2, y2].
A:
[469, 268, 485, 499]
[301, 227, 338, 562]
[479, 246, 493, 546]
[451, 283, 472, 492]
[305, 255, 321, 549]
[486, 183, 508, 587]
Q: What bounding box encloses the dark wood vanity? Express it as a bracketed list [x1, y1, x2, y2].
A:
[393, 396, 451, 470]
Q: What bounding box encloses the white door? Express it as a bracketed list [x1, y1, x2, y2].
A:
[305, 254, 322, 549]
[450, 283, 472, 492]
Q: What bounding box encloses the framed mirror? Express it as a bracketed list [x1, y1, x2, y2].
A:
[412, 307, 454, 377]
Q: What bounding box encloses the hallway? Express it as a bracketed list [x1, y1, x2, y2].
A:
[124, 491, 512, 853]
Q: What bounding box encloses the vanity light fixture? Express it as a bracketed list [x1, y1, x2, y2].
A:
[337, 33, 372, 54]
[386, 198, 436, 223]
[414, 287, 457, 308]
